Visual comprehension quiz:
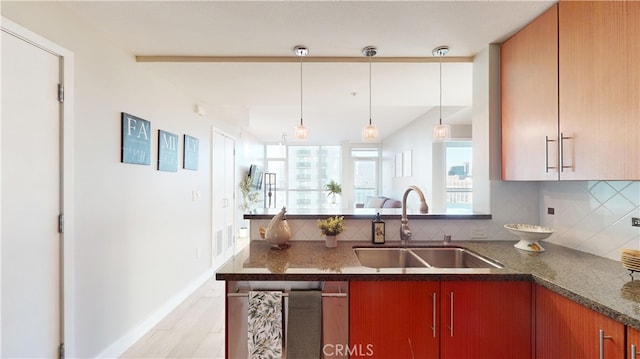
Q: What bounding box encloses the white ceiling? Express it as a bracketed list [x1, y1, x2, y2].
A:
[62, 0, 555, 144]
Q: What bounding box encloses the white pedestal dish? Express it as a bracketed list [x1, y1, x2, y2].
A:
[504, 224, 554, 252]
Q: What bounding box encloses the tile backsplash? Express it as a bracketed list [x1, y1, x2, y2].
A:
[248, 181, 640, 262]
[541, 181, 640, 261]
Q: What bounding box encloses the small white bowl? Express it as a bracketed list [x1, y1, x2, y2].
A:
[504, 224, 554, 252]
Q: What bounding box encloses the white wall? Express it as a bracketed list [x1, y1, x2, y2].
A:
[1, 2, 247, 357]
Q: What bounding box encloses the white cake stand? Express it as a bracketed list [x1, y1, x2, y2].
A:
[504, 224, 554, 252]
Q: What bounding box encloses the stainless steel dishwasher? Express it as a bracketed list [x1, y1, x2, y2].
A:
[226, 281, 349, 358]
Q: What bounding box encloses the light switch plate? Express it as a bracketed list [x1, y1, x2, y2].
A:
[633, 217, 640, 227]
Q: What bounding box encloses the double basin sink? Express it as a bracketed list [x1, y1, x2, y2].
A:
[353, 246, 503, 269]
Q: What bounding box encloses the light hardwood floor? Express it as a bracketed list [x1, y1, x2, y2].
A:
[120, 276, 226, 358]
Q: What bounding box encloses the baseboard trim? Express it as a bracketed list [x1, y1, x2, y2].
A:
[97, 268, 216, 358]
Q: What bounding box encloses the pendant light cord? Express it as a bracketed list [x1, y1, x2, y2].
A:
[439, 53, 443, 126]
[368, 53, 372, 125]
[300, 54, 304, 126]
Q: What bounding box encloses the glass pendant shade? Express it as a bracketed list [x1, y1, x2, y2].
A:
[433, 123, 450, 141]
[363, 123, 378, 140]
[294, 121, 309, 139]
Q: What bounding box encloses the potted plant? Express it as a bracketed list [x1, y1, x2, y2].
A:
[325, 179, 342, 205]
[317, 215, 345, 248]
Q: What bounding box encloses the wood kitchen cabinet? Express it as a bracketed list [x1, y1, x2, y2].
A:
[535, 285, 624, 359]
[440, 280, 532, 359]
[558, 1, 640, 180]
[350, 281, 439, 358]
[501, 4, 558, 181]
[501, 2, 640, 181]
[627, 326, 640, 359]
[350, 280, 531, 359]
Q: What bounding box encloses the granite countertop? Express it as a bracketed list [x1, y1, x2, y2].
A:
[215, 239, 640, 330]
[243, 207, 491, 220]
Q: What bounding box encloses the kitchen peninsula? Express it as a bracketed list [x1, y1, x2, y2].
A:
[243, 207, 492, 220]
[217, 240, 640, 358]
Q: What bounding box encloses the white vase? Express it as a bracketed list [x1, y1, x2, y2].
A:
[325, 235, 338, 248]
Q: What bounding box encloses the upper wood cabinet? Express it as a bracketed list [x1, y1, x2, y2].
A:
[501, 2, 640, 181]
[501, 4, 559, 181]
[558, 1, 640, 180]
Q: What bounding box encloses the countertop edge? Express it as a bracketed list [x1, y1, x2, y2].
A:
[215, 240, 640, 330]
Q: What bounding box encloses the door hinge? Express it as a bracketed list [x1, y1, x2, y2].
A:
[58, 214, 64, 233]
[58, 83, 64, 103]
[58, 343, 65, 359]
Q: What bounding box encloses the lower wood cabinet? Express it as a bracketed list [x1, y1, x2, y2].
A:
[441, 280, 532, 358]
[535, 285, 624, 359]
[627, 326, 640, 359]
[350, 280, 531, 359]
[350, 281, 439, 358]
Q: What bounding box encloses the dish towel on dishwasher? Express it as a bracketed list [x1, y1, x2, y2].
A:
[248, 291, 283, 359]
[287, 290, 322, 359]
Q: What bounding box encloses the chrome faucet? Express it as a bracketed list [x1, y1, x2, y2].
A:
[400, 186, 429, 244]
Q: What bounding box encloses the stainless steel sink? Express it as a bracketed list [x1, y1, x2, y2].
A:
[353, 248, 430, 268]
[353, 246, 502, 269]
[410, 247, 503, 268]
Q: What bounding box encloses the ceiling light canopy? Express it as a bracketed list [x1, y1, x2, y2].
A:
[294, 45, 309, 140]
[362, 46, 378, 141]
[433, 45, 450, 142]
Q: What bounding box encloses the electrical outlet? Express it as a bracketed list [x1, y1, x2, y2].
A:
[547, 207, 555, 215]
[632, 217, 640, 227]
[471, 227, 488, 239]
[192, 190, 201, 201]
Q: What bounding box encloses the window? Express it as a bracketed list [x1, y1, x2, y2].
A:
[352, 148, 379, 205]
[265, 144, 341, 209]
[445, 141, 472, 212]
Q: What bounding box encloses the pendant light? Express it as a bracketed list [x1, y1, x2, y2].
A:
[294, 45, 309, 139]
[362, 46, 378, 141]
[432, 45, 450, 141]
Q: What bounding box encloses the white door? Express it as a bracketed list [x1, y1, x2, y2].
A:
[1, 30, 62, 357]
[212, 130, 235, 269]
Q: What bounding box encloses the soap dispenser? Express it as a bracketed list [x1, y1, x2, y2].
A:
[372, 213, 385, 244]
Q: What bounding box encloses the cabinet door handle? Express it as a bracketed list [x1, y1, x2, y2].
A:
[545, 136, 557, 172]
[560, 132, 573, 172]
[432, 292, 437, 338]
[632, 344, 637, 357]
[449, 292, 454, 337]
[599, 329, 612, 359]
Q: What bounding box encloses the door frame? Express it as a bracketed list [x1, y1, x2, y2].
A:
[1, 17, 75, 357]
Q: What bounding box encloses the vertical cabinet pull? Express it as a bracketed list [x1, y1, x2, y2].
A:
[545, 136, 557, 173]
[599, 329, 612, 359]
[449, 292, 454, 337]
[632, 344, 637, 358]
[560, 132, 573, 172]
[432, 292, 437, 338]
